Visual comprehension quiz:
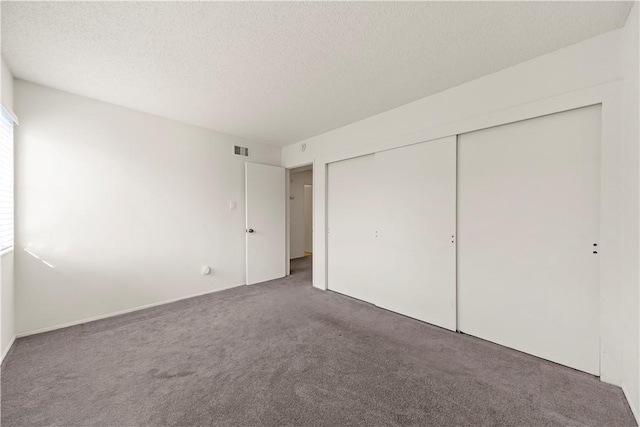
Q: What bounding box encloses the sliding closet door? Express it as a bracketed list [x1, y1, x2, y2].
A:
[372, 137, 457, 330]
[327, 154, 377, 302]
[458, 105, 601, 375]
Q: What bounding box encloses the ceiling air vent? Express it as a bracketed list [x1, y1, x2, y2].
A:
[233, 145, 250, 157]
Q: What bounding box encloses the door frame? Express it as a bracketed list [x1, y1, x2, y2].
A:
[303, 184, 313, 256]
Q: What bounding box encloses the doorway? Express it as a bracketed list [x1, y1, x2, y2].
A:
[288, 164, 313, 273]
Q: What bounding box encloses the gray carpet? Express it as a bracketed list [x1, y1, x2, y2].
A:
[1, 256, 636, 426]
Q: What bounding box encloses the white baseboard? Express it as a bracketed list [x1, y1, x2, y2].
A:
[622, 384, 639, 425]
[1, 335, 16, 363]
[16, 282, 245, 338]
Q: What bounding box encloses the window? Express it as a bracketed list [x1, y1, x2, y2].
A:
[0, 106, 14, 252]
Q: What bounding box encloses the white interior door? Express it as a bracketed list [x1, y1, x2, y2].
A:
[327, 154, 377, 302]
[458, 105, 601, 375]
[372, 137, 457, 330]
[245, 162, 286, 285]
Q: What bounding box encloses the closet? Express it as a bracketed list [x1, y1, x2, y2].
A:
[327, 105, 601, 374]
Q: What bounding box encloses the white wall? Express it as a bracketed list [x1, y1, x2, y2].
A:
[1, 58, 14, 114]
[14, 80, 281, 335]
[621, 1, 640, 421]
[282, 24, 638, 414]
[289, 170, 312, 259]
[1, 251, 14, 360]
[1, 56, 16, 361]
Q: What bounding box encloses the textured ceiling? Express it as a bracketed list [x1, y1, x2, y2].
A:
[1, 1, 633, 146]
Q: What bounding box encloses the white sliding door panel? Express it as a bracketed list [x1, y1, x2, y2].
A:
[246, 162, 286, 285]
[373, 137, 457, 330]
[328, 155, 377, 302]
[458, 105, 601, 375]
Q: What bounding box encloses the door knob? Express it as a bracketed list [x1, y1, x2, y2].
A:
[247, 228, 254, 233]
